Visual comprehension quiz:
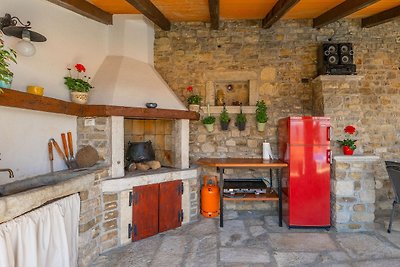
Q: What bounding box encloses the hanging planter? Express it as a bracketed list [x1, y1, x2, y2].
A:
[202, 104, 215, 133]
[219, 105, 230, 131]
[235, 104, 246, 131]
[255, 100, 268, 132]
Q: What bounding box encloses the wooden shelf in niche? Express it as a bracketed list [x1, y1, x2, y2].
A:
[0, 88, 199, 120]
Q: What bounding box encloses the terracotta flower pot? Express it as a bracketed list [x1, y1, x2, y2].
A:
[343, 146, 354, 155]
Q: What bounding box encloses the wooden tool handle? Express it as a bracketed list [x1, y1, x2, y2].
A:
[67, 132, 74, 157]
[48, 141, 53, 161]
[61, 133, 69, 159]
[52, 140, 67, 161]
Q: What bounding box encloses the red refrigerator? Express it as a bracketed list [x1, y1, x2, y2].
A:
[278, 116, 331, 228]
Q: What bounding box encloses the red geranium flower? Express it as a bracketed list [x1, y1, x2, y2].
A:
[187, 86, 193, 92]
[75, 63, 86, 73]
[344, 125, 356, 135]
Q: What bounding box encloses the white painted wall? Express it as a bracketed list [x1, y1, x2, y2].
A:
[0, 0, 108, 183]
[108, 15, 154, 65]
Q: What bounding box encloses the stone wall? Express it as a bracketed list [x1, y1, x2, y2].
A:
[154, 19, 400, 212]
[78, 168, 111, 267]
[331, 156, 379, 232]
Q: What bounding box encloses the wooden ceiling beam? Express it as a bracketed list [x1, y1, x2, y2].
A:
[208, 0, 219, 30]
[46, 0, 112, 25]
[313, 0, 380, 28]
[125, 0, 171, 31]
[262, 0, 300, 29]
[362, 5, 400, 28]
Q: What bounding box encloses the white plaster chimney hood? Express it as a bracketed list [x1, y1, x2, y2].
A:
[89, 15, 186, 111]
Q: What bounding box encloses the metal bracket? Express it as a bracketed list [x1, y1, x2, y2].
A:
[128, 223, 132, 239]
[129, 191, 133, 206]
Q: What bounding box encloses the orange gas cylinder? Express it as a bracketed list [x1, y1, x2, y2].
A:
[201, 176, 220, 218]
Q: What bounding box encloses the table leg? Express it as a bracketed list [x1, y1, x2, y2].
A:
[277, 168, 283, 227]
[219, 167, 224, 227]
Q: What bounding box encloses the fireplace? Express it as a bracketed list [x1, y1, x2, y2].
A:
[124, 119, 175, 170]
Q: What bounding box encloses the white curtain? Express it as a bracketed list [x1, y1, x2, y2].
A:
[0, 194, 80, 267]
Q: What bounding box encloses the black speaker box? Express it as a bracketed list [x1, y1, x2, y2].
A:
[318, 43, 356, 75]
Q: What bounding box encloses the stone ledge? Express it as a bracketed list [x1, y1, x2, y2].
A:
[312, 75, 364, 83]
[334, 155, 380, 162]
[101, 168, 199, 192]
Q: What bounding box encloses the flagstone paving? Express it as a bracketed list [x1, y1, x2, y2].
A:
[90, 211, 400, 267]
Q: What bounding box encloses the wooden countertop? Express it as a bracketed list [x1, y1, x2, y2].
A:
[196, 158, 288, 168]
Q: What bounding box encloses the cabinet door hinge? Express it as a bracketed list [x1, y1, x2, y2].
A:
[178, 209, 184, 222]
[129, 191, 133, 206]
[128, 223, 132, 238]
[178, 182, 184, 196]
[181, 182, 184, 195]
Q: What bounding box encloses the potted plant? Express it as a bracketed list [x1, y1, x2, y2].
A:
[235, 105, 246, 131]
[186, 85, 202, 112]
[64, 63, 93, 104]
[219, 105, 230, 131]
[337, 125, 357, 155]
[203, 104, 216, 132]
[0, 35, 17, 92]
[255, 100, 268, 132]
[203, 115, 216, 132]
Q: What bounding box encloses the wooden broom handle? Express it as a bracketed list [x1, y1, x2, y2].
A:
[67, 132, 74, 157]
[61, 133, 69, 160]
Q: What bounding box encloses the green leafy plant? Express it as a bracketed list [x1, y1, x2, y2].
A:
[236, 111, 246, 123]
[219, 105, 230, 123]
[255, 100, 268, 123]
[64, 63, 93, 92]
[337, 125, 357, 150]
[0, 35, 17, 92]
[186, 86, 202, 105]
[202, 115, 216, 125]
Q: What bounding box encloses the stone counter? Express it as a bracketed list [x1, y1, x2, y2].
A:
[331, 155, 380, 232]
[0, 165, 108, 223]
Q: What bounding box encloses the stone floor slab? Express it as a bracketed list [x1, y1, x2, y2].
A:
[219, 220, 249, 247]
[220, 247, 270, 264]
[273, 252, 319, 266]
[336, 233, 400, 260]
[269, 233, 337, 251]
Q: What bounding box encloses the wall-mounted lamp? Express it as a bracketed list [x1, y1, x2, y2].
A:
[0, 13, 46, 57]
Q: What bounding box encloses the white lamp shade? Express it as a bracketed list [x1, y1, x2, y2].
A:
[16, 39, 36, 57]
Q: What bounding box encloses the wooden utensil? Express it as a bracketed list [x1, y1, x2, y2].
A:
[48, 140, 54, 173]
[67, 132, 79, 169]
[61, 133, 69, 161]
[51, 138, 71, 169]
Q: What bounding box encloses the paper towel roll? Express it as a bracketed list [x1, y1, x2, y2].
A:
[263, 142, 273, 160]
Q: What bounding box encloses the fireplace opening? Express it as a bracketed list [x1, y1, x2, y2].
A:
[124, 119, 176, 173]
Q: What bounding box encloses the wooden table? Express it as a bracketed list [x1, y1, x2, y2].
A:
[196, 158, 288, 227]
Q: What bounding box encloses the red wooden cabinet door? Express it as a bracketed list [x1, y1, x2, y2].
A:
[132, 184, 159, 241]
[159, 180, 182, 233]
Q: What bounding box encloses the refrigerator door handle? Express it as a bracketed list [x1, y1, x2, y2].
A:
[327, 149, 332, 164]
[327, 126, 332, 141]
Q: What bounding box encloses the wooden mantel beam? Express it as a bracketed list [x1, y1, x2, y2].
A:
[125, 0, 171, 31]
[262, 0, 300, 29]
[313, 0, 380, 28]
[362, 5, 400, 28]
[46, 0, 112, 25]
[208, 0, 220, 30]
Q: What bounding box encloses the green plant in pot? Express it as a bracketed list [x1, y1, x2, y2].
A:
[0, 35, 17, 92]
[219, 105, 230, 131]
[202, 114, 216, 133]
[235, 105, 246, 131]
[186, 85, 202, 112]
[255, 99, 268, 132]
